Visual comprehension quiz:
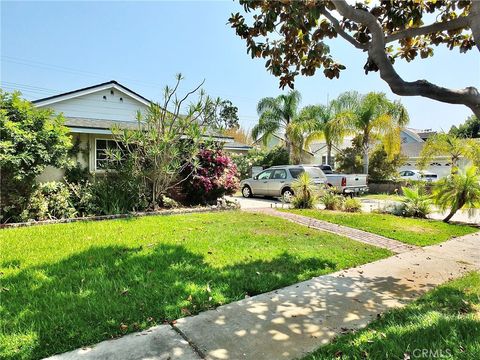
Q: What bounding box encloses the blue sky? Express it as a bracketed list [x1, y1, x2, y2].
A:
[1, 0, 478, 131]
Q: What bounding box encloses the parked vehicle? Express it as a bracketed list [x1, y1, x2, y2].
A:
[313, 165, 368, 195]
[240, 165, 327, 202]
[399, 170, 439, 182]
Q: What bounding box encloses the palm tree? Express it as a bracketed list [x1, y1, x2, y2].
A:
[433, 166, 480, 223]
[418, 133, 479, 174]
[343, 91, 409, 174]
[295, 100, 353, 166]
[252, 90, 301, 162]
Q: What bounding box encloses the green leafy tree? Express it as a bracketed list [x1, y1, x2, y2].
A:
[418, 133, 480, 173]
[342, 91, 409, 174]
[111, 74, 217, 209]
[289, 100, 352, 166]
[449, 115, 480, 138]
[229, 1, 480, 117]
[205, 98, 239, 130]
[0, 90, 72, 222]
[252, 90, 301, 162]
[336, 137, 405, 180]
[433, 166, 480, 223]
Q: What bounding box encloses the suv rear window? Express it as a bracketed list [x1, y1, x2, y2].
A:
[289, 168, 303, 179]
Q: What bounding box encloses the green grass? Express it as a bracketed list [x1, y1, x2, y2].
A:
[286, 210, 478, 246]
[304, 272, 480, 360]
[0, 211, 390, 360]
[360, 193, 403, 201]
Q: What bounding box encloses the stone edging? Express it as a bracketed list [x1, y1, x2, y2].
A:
[0, 205, 237, 229]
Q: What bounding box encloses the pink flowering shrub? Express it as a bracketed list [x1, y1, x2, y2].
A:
[182, 148, 239, 204]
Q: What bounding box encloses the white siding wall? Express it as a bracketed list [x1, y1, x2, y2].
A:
[37, 89, 148, 122]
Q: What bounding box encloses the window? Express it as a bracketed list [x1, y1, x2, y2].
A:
[321, 155, 327, 165]
[289, 168, 303, 179]
[257, 170, 273, 180]
[95, 139, 125, 170]
[272, 169, 287, 180]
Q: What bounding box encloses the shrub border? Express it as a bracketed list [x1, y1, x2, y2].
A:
[0, 205, 238, 229]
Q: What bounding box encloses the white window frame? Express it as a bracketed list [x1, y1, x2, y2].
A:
[94, 138, 121, 172]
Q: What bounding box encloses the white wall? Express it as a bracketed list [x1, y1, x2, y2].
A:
[37, 89, 148, 122]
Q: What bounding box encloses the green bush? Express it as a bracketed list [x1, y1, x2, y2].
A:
[231, 146, 289, 179]
[343, 197, 362, 212]
[88, 172, 149, 215]
[0, 91, 72, 222]
[320, 190, 344, 210]
[20, 182, 76, 221]
[400, 185, 432, 218]
[291, 172, 318, 209]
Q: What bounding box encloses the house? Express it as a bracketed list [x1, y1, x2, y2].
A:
[398, 128, 471, 178]
[252, 133, 315, 163]
[32, 80, 237, 182]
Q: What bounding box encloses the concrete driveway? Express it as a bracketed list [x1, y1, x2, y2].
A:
[228, 195, 479, 226]
[226, 195, 289, 209]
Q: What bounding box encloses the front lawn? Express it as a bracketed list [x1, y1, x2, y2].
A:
[0, 211, 390, 360]
[304, 271, 480, 360]
[286, 210, 478, 246]
[360, 193, 403, 202]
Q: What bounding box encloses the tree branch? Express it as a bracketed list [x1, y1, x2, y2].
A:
[320, 8, 368, 50]
[385, 16, 472, 43]
[470, 0, 480, 52]
[331, 0, 480, 118]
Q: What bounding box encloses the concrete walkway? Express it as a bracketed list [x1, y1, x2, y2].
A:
[45, 232, 479, 360]
[246, 207, 418, 253]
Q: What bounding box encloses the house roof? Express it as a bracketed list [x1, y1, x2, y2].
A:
[65, 116, 233, 141]
[33, 80, 152, 107]
[402, 128, 425, 143]
[223, 141, 253, 150]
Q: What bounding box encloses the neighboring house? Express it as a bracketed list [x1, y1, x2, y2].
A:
[307, 136, 355, 166]
[399, 128, 469, 178]
[223, 141, 253, 155]
[252, 133, 315, 163]
[32, 80, 234, 182]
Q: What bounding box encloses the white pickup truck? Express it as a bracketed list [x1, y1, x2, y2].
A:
[317, 165, 368, 196]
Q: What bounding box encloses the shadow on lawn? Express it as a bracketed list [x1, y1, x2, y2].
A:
[306, 283, 480, 360]
[1, 243, 336, 359]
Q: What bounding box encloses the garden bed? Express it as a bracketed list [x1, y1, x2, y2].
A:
[0, 211, 390, 359]
[285, 209, 478, 246]
[0, 203, 237, 229]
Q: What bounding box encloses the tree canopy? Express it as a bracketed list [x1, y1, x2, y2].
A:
[229, 0, 480, 117]
[449, 115, 480, 138]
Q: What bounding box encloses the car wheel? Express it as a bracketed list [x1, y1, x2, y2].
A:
[282, 188, 294, 203]
[242, 185, 252, 198]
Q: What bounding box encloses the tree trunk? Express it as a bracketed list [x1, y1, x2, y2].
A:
[326, 144, 332, 166]
[363, 150, 369, 175]
[443, 206, 458, 223]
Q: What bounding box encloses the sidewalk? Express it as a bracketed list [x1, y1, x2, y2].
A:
[45, 232, 479, 360]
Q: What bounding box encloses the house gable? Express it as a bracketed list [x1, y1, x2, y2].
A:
[33, 81, 151, 123]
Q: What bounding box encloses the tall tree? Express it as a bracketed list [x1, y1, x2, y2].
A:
[342, 91, 409, 174]
[252, 90, 301, 162]
[449, 115, 480, 138]
[229, 1, 480, 117]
